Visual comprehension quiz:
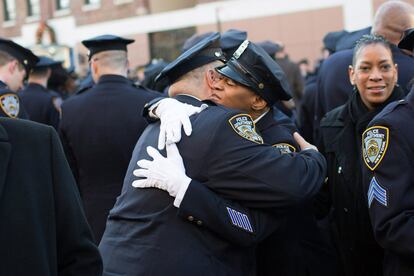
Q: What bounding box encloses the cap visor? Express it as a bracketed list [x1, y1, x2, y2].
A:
[216, 64, 252, 88]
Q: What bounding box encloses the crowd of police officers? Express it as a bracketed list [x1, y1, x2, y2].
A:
[1, 0, 414, 275]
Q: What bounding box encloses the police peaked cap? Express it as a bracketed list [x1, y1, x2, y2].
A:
[217, 40, 292, 105]
[398, 28, 414, 52]
[34, 56, 62, 69]
[155, 32, 224, 85]
[0, 38, 39, 74]
[82, 34, 135, 60]
[182, 32, 215, 53]
[323, 30, 348, 53]
[220, 29, 247, 58]
[256, 40, 282, 57]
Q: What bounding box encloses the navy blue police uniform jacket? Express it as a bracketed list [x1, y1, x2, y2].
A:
[314, 45, 414, 143]
[19, 83, 60, 129]
[175, 108, 335, 276]
[0, 118, 102, 276]
[0, 80, 29, 119]
[362, 89, 414, 276]
[99, 95, 327, 276]
[59, 74, 158, 243]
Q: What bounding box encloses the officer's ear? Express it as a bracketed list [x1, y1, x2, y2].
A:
[7, 59, 18, 75]
[348, 65, 355, 85]
[251, 95, 267, 111]
[206, 68, 218, 88]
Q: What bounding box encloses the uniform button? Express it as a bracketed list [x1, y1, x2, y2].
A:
[196, 220, 203, 226]
[188, 216, 194, 222]
[343, 207, 348, 213]
[337, 166, 342, 174]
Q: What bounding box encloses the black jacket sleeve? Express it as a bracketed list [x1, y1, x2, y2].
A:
[177, 180, 283, 247]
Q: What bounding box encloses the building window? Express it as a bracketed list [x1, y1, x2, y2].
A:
[3, 0, 16, 21]
[27, 0, 40, 17]
[56, 0, 69, 10]
[149, 27, 195, 62]
[84, 0, 100, 5]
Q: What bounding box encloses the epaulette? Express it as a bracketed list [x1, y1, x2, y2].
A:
[377, 99, 407, 118]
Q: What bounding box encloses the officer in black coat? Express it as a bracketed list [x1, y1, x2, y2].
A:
[19, 56, 61, 129]
[59, 35, 158, 243]
[0, 38, 38, 119]
[313, 1, 414, 143]
[0, 117, 102, 275]
[361, 27, 414, 276]
[99, 33, 326, 276]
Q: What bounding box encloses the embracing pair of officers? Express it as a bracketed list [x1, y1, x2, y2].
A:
[99, 32, 330, 276]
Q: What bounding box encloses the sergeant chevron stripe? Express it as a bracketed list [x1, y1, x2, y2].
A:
[368, 176, 388, 207]
[226, 207, 253, 233]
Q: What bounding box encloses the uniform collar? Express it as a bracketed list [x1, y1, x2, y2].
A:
[0, 80, 8, 89]
[407, 87, 414, 105]
[26, 82, 48, 92]
[97, 74, 130, 85]
[255, 109, 276, 132]
[253, 109, 270, 124]
[174, 94, 206, 107]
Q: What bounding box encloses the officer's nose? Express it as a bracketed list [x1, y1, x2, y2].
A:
[369, 67, 383, 82]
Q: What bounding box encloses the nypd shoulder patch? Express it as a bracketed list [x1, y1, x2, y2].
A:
[368, 176, 388, 208]
[272, 143, 296, 154]
[0, 93, 20, 118]
[362, 126, 389, 171]
[226, 207, 253, 233]
[228, 114, 263, 144]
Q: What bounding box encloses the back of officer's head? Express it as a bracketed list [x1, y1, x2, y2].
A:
[29, 66, 50, 80]
[0, 50, 26, 91]
[90, 50, 128, 82]
[372, 1, 414, 45]
[169, 59, 223, 99]
[155, 32, 225, 99]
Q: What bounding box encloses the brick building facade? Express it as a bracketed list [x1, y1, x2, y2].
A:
[1, 0, 413, 73]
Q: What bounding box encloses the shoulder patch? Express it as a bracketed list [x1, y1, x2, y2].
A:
[368, 176, 388, 208]
[228, 114, 263, 144]
[0, 93, 20, 118]
[362, 126, 389, 171]
[272, 143, 296, 154]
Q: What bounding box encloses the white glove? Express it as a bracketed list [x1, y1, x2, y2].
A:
[132, 144, 191, 202]
[152, 98, 208, 150]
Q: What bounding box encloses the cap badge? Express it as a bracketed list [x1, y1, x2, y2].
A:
[233, 40, 249, 59]
[214, 51, 222, 57]
[258, 83, 264, 89]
